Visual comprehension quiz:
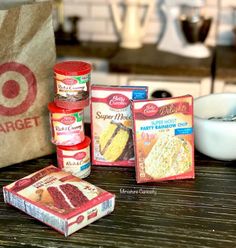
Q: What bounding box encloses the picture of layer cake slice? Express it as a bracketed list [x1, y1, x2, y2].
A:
[47, 183, 89, 210]
[99, 121, 133, 162]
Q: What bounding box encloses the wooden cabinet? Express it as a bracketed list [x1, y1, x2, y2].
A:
[126, 75, 212, 99]
[214, 46, 236, 93]
[213, 79, 236, 93]
[91, 71, 119, 85]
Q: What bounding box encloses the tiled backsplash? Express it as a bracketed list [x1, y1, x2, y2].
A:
[60, 0, 236, 46]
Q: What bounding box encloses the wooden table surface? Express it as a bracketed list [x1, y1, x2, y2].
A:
[0, 151, 236, 248]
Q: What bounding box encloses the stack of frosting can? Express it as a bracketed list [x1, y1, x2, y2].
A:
[48, 61, 91, 179]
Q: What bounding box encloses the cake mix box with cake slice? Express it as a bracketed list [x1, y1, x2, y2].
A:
[91, 85, 148, 166]
[3, 165, 115, 237]
[131, 95, 194, 183]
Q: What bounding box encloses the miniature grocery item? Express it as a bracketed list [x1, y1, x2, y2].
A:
[131, 95, 194, 183]
[91, 85, 148, 166]
[54, 61, 91, 109]
[3, 165, 115, 237]
[48, 102, 85, 146]
[57, 136, 91, 179]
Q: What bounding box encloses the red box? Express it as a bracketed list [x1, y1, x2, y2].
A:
[91, 85, 148, 166]
[131, 95, 195, 183]
[3, 165, 115, 236]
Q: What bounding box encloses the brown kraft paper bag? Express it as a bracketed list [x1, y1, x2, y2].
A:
[0, 1, 56, 168]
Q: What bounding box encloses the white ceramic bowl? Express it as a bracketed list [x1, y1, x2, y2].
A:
[194, 93, 236, 161]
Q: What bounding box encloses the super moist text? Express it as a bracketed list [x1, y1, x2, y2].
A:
[95, 111, 131, 121]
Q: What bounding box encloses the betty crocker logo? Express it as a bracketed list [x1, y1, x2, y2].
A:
[59, 116, 76, 125]
[142, 103, 158, 117]
[135, 101, 191, 120]
[62, 78, 77, 85]
[74, 152, 86, 160]
[107, 94, 130, 109]
[0, 62, 37, 116]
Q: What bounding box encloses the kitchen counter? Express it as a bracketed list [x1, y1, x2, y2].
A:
[109, 44, 213, 78]
[0, 149, 236, 247]
[56, 42, 119, 59]
[56, 42, 213, 78]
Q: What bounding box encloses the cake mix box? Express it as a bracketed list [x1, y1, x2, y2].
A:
[3, 165, 115, 236]
[91, 85, 148, 166]
[131, 95, 194, 183]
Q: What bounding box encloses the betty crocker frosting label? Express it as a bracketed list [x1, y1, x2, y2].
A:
[49, 111, 84, 146]
[55, 73, 90, 97]
[57, 146, 91, 179]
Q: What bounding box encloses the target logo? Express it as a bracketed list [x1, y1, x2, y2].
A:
[0, 62, 37, 116]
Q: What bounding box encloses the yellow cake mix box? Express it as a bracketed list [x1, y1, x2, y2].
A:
[91, 85, 148, 166]
[131, 95, 194, 183]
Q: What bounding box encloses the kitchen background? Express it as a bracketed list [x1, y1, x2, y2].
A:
[54, 0, 236, 122]
[57, 0, 236, 46]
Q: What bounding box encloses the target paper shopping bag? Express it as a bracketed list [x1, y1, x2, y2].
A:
[0, 1, 56, 168]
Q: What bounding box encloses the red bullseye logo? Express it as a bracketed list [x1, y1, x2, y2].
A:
[0, 62, 37, 116]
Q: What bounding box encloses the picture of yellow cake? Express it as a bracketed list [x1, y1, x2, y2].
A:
[144, 135, 191, 179]
[99, 122, 134, 162]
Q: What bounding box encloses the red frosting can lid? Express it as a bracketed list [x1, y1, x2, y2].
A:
[57, 136, 91, 150]
[48, 101, 83, 114]
[54, 61, 92, 76]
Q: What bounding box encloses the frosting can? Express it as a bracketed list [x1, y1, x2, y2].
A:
[54, 61, 91, 109]
[48, 102, 85, 146]
[56, 136, 91, 179]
